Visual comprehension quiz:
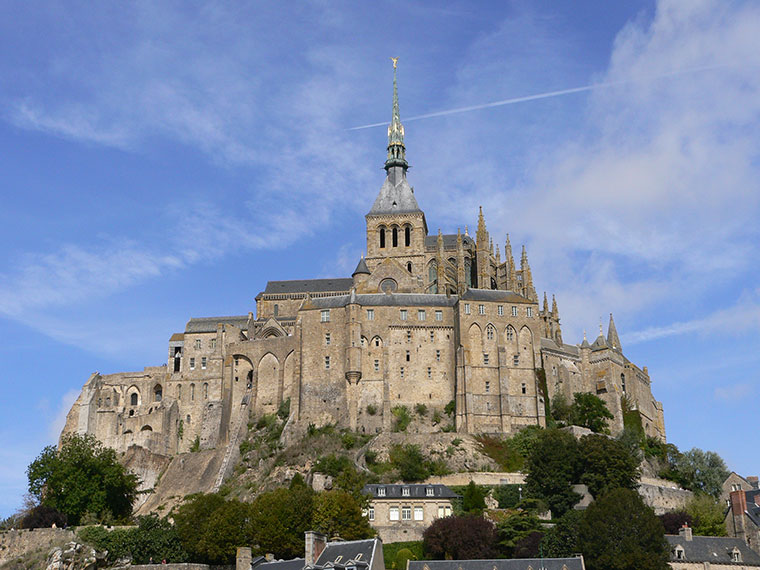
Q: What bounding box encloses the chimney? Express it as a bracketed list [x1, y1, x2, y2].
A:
[747, 476, 759, 489]
[305, 530, 327, 566]
[731, 489, 748, 514]
[237, 547, 252, 570]
[679, 524, 693, 541]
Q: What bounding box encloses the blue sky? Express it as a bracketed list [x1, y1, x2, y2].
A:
[1, 0, 759, 517]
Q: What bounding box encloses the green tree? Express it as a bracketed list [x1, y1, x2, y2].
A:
[541, 509, 583, 558]
[569, 393, 614, 434]
[313, 490, 374, 540]
[462, 481, 487, 514]
[550, 393, 572, 424]
[173, 494, 255, 564]
[423, 515, 498, 560]
[578, 488, 669, 570]
[524, 429, 581, 518]
[389, 444, 430, 482]
[394, 548, 416, 570]
[496, 511, 544, 557]
[26, 433, 139, 525]
[686, 494, 727, 536]
[249, 480, 316, 559]
[578, 434, 639, 498]
[675, 449, 729, 498]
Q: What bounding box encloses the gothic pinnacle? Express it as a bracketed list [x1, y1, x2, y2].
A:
[552, 294, 559, 317]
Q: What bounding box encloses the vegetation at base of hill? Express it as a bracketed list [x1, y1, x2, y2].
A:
[391, 405, 412, 432]
[383, 541, 424, 569]
[18, 505, 67, 529]
[685, 494, 728, 536]
[78, 514, 187, 565]
[550, 393, 614, 434]
[26, 433, 139, 526]
[423, 515, 500, 560]
[474, 425, 542, 471]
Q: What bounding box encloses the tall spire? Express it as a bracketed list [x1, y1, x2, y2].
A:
[607, 313, 622, 351]
[385, 57, 408, 171]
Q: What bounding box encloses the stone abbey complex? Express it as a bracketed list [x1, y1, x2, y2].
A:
[62, 65, 666, 470]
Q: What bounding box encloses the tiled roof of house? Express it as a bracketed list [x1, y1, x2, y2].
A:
[408, 557, 585, 570]
[666, 535, 760, 565]
[363, 483, 459, 499]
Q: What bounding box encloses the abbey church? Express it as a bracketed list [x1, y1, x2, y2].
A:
[62, 65, 666, 464]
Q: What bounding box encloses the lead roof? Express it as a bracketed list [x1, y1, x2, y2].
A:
[666, 535, 760, 565]
[185, 316, 249, 333]
[308, 293, 459, 309]
[264, 278, 354, 294]
[362, 483, 459, 499]
[409, 558, 585, 570]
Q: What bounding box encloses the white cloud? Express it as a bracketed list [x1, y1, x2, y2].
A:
[714, 382, 753, 402]
[48, 390, 80, 441]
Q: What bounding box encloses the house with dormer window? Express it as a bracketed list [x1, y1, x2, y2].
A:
[666, 524, 760, 569]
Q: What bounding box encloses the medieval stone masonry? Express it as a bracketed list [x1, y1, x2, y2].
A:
[62, 64, 666, 461]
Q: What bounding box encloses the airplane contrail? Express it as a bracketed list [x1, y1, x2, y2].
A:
[348, 64, 727, 131]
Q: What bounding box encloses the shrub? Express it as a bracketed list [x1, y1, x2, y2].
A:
[415, 403, 428, 416]
[432, 410, 442, 424]
[365, 450, 378, 465]
[444, 400, 456, 416]
[366, 404, 378, 416]
[277, 398, 291, 420]
[392, 406, 412, 432]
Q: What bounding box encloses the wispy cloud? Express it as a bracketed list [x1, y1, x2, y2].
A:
[47, 390, 80, 441]
[714, 382, 754, 402]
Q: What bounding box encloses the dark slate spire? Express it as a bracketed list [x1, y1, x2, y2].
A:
[385, 57, 407, 171]
[607, 313, 622, 351]
[352, 256, 370, 276]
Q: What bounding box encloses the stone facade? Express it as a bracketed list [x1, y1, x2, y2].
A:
[61, 65, 666, 472]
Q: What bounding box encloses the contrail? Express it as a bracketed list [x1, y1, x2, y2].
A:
[348, 64, 727, 131]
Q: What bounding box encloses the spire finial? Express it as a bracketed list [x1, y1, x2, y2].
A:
[385, 58, 407, 171]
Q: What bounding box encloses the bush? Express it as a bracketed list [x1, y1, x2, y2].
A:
[475, 434, 524, 472]
[423, 515, 499, 559]
[314, 454, 354, 478]
[415, 403, 428, 416]
[366, 404, 378, 416]
[392, 406, 412, 432]
[190, 436, 201, 452]
[383, 541, 424, 569]
[444, 400, 456, 416]
[390, 444, 430, 482]
[342, 433, 356, 450]
[365, 450, 378, 465]
[277, 398, 291, 420]
[20, 505, 67, 529]
[432, 410, 442, 424]
[394, 548, 416, 570]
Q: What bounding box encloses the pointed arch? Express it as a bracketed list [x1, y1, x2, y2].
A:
[257, 352, 280, 414]
[404, 224, 411, 247]
[504, 325, 516, 343]
[467, 323, 482, 354]
[371, 335, 383, 348]
[427, 260, 438, 294]
[392, 226, 399, 247]
[519, 325, 535, 368]
[379, 225, 386, 248]
[282, 350, 296, 406]
[153, 383, 163, 402]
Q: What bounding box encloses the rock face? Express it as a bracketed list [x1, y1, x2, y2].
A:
[44, 541, 106, 570]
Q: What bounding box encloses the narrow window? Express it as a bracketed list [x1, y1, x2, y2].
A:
[375, 337, 381, 347]
[506, 327, 514, 341]
[407, 262, 412, 273]
[203, 383, 208, 399]
[392, 227, 398, 247]
[498, 305, 504, 316]
[325, 356, 331, 370]
[621, 373, 626, 393]
[210, 338, 216, 350]
[436, 350, 441, 362]
[511, 306, 518, 317]
[427, 367, 432, 378]
[201, 357, 207, 370]
[378, 487, 386, 497]
[405, 226, 411, 247]
[368, 507, 375, 521]
[195, 339, 201, 350]
[483, 353, 489, 365]
[235, 357, 239, 367]
[406, 331, 411, 342]
[521, 382, 526, 394]
[485, 381, 490, 393]
[464, 303, 471, 315]
[367, 309, 375, 321]
[374, 359, 380, 372]
[400, 309, 408, 321]
[321, 310, 330, 322]
[438, 506, 445, 518]
[379, 227, 386, 248]
[527, 307, 533, 317]
[177, 385, 182, 400]
[191, 383, 195, 401]
[400, 367, 405, 379]
[487, 326, 494, 340]
[273, 304, 279, 316]
[479, 304, 485, 315]
[418, 309, 426, 321]
[402, 487, 410, 497]
[325, 332, 331, 345]
[426, 487, 435, 497]
[130, 393, 138, 406]
[430, 330, 434, 341]
[406, 350, 410, 362]
[435, 310, 443, 321]
[190, 357, 196, 370]
[514, 355, 519, 366]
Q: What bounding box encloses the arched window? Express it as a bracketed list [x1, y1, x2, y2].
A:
[486, 325, 495, 340]
[154, 384, 162, 402]
[491, 277, 497, 289]
[464, 258, 472, 287]
[506, 326, 515, 341]
[407, 262, 412, 273]
[177, 385, 182, 400]
[190, 383, 195, 401]
[392, 227, 398, 247]
[428, 262, 438, 294]
[621, 373, 626, 393]
[273, 304, 279, 316]
[404, 226, 411, 247]
[130, 393, 138, 406]
[203, 383, 209, 399]
[379, 227, 386, 248]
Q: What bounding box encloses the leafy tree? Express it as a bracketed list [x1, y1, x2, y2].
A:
[26, 433, 139, 525]
[423, 515, 499, 560]
[462, 481, 487, 514]
[513, 531, 544, 558]
[524, 429, 581, 518]
[578, 435, 639, 498]
[686, 494, 727, 536]
[541, 509, 583, 558]
[550, 393, 572, 424]
[658, 511, 693, 535]
[578, 488, 669, 570]
[389, 444, 430, 482]
[496, 511, 544, 557]
[675, 449, 729, 498]
[394, 548, 416, 570]
[173, 494, 255, 564]
[249, 480, 316, 559]
[19, 505, 67, 529]
[569, 393, 614, 434]
[313, 490, 374, 540]
[511, 425, 543, 458]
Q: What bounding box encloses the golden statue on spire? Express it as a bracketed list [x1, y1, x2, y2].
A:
[390, 57, 399, 69]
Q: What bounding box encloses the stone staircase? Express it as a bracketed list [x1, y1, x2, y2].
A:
[211, 390, 251, 492]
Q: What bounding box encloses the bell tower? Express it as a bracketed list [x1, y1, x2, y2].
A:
[365, 58, 428, 282]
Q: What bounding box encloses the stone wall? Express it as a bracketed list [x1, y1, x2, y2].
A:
[425, 472, 526, 486]
[638, 477, 693, 514]
[0, 528, 75, 566]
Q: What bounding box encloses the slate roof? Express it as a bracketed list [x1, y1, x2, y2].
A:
[353, 258, 370, 276]
[367, 167, 422, 216]
[460, 289, 530, 303]
[424, 234, 476, 250]
[256, 558, 306, 570]
[308, 293, 459, 309]
[745, 489, 760, 526]
[363, 483, 459, 499]
[666, 535, 760, 565]
[408, 557, 585, 570]
[316, 538, 378, 567]
[185, 316, 249, 333]
[540, 337, 581, 357]
[263, 278, 354, 294]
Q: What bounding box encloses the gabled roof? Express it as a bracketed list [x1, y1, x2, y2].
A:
[263, 278, 354, 294]
[665, 535, 760, 565]
[367, 168, 422, 216]
[363, 483, 459, 499]
[409, 558, 585, 570]
[185, 316, 249, 333]
[316, 539, 378, 567]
